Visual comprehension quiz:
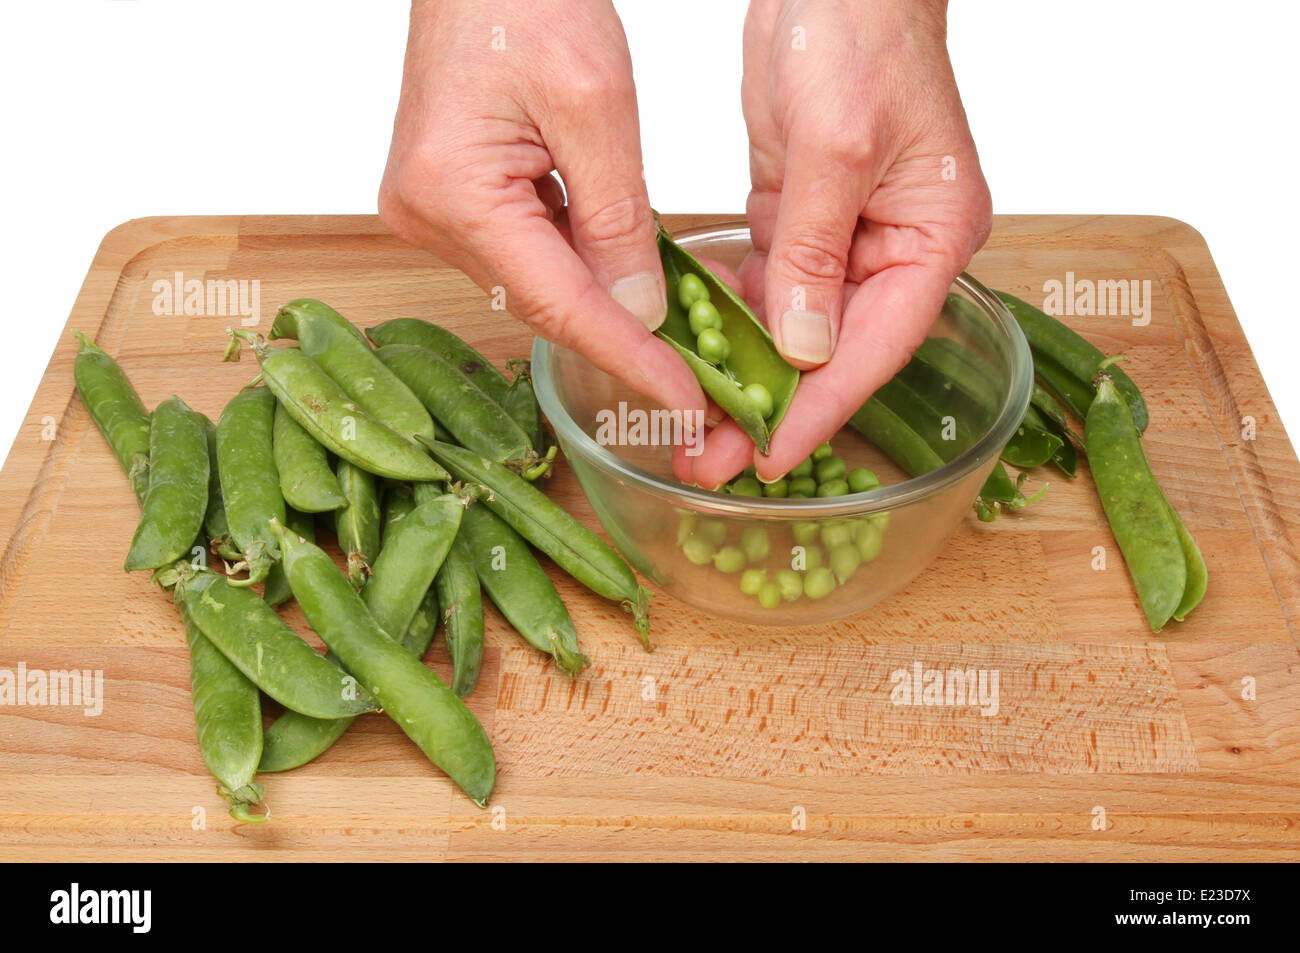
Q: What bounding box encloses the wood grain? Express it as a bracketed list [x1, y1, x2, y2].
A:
[0, 214, 1297, 861]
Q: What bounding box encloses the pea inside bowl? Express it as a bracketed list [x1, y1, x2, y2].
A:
[531, 223, 1032, 625]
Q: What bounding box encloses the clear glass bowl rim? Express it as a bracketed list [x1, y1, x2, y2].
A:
[531, 221, 1033, 520]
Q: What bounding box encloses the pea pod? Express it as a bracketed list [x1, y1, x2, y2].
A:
[1086, 375, 1186, 631]
[1169, 505, 1208, 621]
[267, 518, 496, 807]
[461, 503, 589, 676]
[178, 599, 266, 822]
[425, 439, 651, 644]
[334, 458, 381, 589]
[124, 396, 209, 571]
[874, 376, 977, 461]
[997, 290, 1148, 433]
[402, 586, 441, 659]
[363, 490, 465, 646]
[177, 570, 378, 719]
[1031, 351, 1095, 423]
[260, 704, 352, 774]
[225, 330, 449, 483]
[273, 399, 346, 512]
[271, 299, 436, 444]
[366, 318, 543, 448]
[848, 398, 945, 478]
[910, 337, 1001, 414]
[73, 331, 151, 504]
[259, 586, 441, 773]
[376, 343, 553, 479]
[1034, 408, 1078, 478]
[199, 415, 241, 562]
[1000, 409, 1064, 469]
[263, 506, 316, 608]
[656, 225, 799, 454]
[435, 530, 484, 697]
[216, 385, 285, 585]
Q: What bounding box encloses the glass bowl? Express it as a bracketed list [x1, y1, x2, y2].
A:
[532, 223, 1032, 625]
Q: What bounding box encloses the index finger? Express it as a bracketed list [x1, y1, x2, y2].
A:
[465, 192, 707, 421]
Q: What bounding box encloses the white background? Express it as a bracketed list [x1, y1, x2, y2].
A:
[1, 0, 1297, 461]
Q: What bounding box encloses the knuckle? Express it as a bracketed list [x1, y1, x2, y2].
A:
[571, 194, 653, 248]
[779, 229, 848, 283]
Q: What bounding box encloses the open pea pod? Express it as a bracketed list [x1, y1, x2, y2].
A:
[656, 226, 799, 454]
[1000, 409, 1064, 469]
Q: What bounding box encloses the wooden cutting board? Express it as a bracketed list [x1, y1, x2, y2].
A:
[1, 214, 1297, 861]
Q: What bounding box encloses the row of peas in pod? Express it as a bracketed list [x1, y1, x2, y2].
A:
[676, 271, 775, 422]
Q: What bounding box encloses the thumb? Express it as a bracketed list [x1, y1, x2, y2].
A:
[550, 103, 666, 333]
[764, 151, 863, 368]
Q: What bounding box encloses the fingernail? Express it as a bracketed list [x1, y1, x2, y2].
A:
[611, 273, 667, 331]
[779, 309, 832, 364]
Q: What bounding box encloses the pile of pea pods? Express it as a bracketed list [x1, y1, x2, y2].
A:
[73, 301, 651, 818]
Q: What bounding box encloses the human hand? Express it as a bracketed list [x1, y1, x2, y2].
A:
[676, 0, 992, 487]
[379, 0, 706, 421]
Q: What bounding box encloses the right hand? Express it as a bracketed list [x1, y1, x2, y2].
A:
[379, 0, 706, 420]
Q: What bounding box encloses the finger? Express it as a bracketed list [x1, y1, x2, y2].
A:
[755, 262, 953, 480]
[546, 80, 666, 332]
[464, 187, 705, 419]
[682, 418, 757, 490]
[764, 141, 867, 369]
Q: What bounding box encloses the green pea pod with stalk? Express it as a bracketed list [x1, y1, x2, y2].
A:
[655, 224, 799, 454]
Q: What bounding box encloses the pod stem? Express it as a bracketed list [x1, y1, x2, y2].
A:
[549, 632, 592, 677]
[225, 327, 268, 363]
[220, 782, 269, 824]
[624, 585, 654, 651]
[508, 444, 558, 482]
[505, 358, 532, 384]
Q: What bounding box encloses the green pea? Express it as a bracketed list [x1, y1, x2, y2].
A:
[789, 476, 817, 497]
[814, 455, 846, 484]
[774, 569, 803, 602]
[730, 476, 762, 497]
[820, 522, 853, 549]
[816, 478, 850, 497]
[742, 383, 774, 419]
[744, 465, 757, 477]
[762, 477, 789, 498]
[677, 512, 696, 546]
[682, 535, 716, 566]
[789, 458, 814, 479]
[848, 467, 880, 493]
[678, 273, 709, 309]
[805, 567, 836, 600]
[812, 442, 833, 462]
[798, 545, 823, 571]
[869, 511, 891, 532]
[713, 546, 746, 574]
[792, 522, 820, 546]
[688, 299, 723, 336]
[758, 581, 782, 610]
[697, 328, 730, 365]
[740, 568, 767, 595]
[830, 543, 862, 584]
[698, 519, 728, 546]
[741, 526, 771, 562]
[856, 523, 884, 561]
